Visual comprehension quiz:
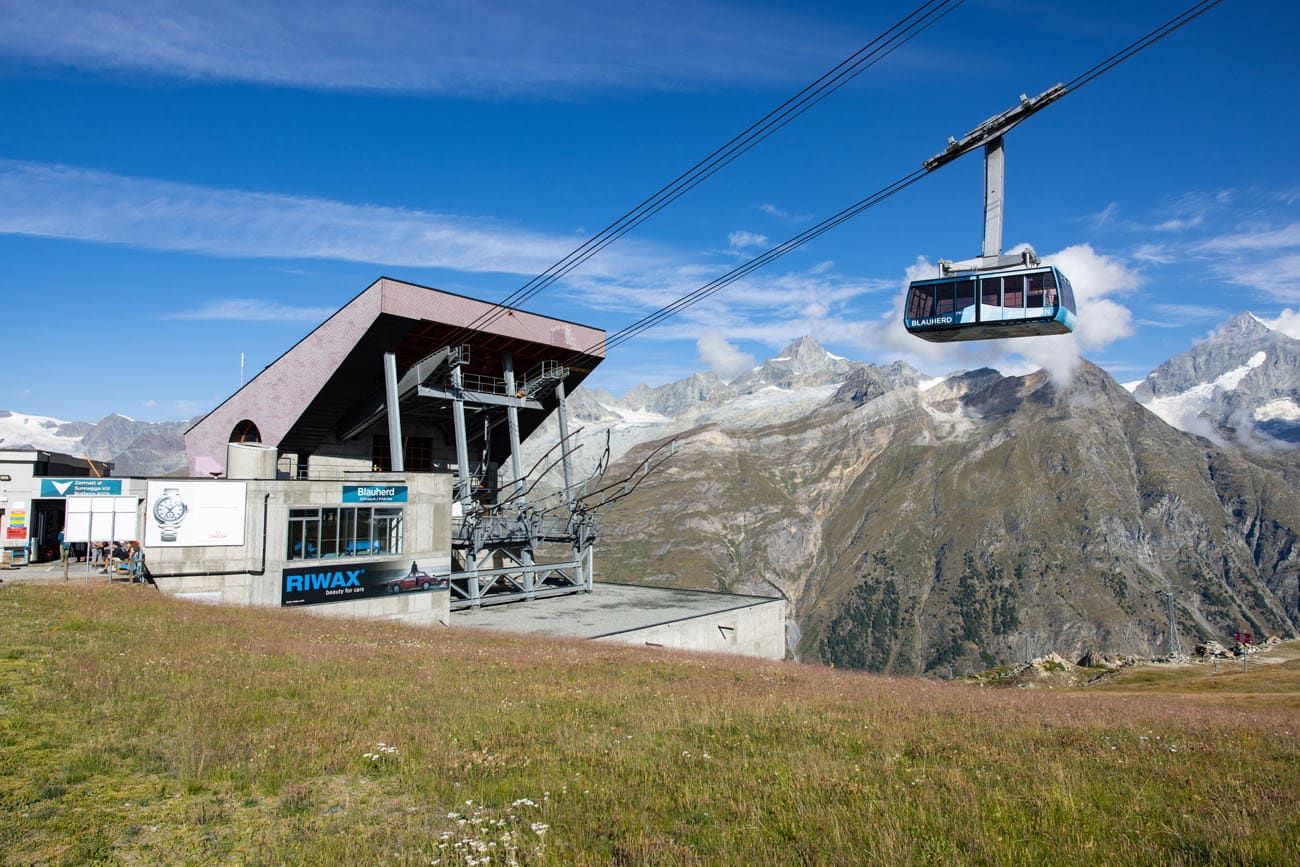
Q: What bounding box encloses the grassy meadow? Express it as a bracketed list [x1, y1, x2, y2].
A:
[1, 582, 1297, 865]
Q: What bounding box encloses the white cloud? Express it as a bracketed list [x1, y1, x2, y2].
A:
[1046, 244, 1137, 349]
[0, 159, 644, 276]
[728, 230, 768, 251]
[142, 399, 157, 408]
[164, 300, 337, 322]
[0, 0, 842, 95]
[696, 331, 755, 381]
[1257, 308, 1300, 339]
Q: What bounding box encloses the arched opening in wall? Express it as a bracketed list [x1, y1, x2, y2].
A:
[230, 419, 262, 444]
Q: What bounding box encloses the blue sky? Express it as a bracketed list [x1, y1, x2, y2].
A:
[2, 0, 1299, 421]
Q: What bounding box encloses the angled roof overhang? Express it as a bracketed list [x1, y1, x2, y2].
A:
[184, 277, 605, 476]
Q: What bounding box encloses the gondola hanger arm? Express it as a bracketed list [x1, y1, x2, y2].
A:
[921, 83, 1066, 173]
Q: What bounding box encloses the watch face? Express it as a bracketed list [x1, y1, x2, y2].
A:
[153, 495, 187, 524]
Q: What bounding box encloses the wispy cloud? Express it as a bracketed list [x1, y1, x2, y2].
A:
[1136, 302, 1230, 328]
[1090, 190, 1233, 235]
[1198, 221, 1300, 254]
[164, 300, 338, 323]
[1198, 222, 1300, 301]
[0, 0, 847, 95]
[563, 261, 895, 350]
[1131, 242, 1175, 264]
[727, 230, 768, 251]
[0, 159, 649, 276]
[758, 202, 813, 223]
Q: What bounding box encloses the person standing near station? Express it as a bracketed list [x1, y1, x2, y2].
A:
[58, 529, 68, 565]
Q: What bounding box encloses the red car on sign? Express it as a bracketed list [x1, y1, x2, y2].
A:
[386, 566, 446, 593]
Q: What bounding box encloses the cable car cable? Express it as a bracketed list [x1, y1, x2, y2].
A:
[473, 0, 966, 322]
[560, 0, 1226, 363]
[435, 0, 968, 352]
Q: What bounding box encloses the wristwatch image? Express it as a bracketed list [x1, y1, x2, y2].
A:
[152, 487, 189, 542]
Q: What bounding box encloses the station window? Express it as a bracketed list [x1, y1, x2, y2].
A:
[372, 435, 435, 471]
[405, 437, 434, 471]
[287, 506, 405, 561]
[371, 436, 391, 472]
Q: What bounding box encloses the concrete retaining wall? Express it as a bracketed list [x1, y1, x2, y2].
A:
[598, 599, 786, 660]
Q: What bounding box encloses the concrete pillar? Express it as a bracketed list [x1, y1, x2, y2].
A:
[555, 378, 574, 505]
[502, 352, 525, 499]
[384, 352, 404, 472]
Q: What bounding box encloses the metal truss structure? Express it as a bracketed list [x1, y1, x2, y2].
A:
[378, 343, 672, 610]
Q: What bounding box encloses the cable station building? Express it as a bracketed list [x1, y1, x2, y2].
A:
[135, 277, 785, 658]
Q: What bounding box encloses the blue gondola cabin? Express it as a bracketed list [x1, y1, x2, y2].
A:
[904, 265, 1077, 342]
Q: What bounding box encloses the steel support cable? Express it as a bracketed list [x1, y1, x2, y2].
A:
[562, 0, 1226, 364]
[595, 169, 930, 356]
[1062, 0, 1223, 92]
[475, 0, 968, 343]
[435, 0, 966, 351]
[469, 0, 967, 325]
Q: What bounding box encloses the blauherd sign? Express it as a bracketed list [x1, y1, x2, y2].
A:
[281, 557, 446, 606]
[341, 484, 408, 504]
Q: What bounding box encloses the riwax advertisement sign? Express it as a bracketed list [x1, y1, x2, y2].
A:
[40, 478, 123, 497]
[281, 557, 448, 606]
[342, 484, 408, 504]
[144, 481, 247, 547]
[5, 501, 28, 544]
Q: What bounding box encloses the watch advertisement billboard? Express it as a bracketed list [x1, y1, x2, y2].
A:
[281, 557, 448, 607]
[144, 481, 247, 547]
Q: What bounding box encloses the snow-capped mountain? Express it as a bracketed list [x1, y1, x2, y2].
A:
[1130, 312, 1300, 446]
[517, 336, 882, 487]
[0, 410, 190, 475]
[0, 411, 91, 453]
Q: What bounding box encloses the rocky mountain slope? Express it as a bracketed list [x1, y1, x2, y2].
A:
[0, 410, 190, 476]
[590, 333, 1299, 675]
